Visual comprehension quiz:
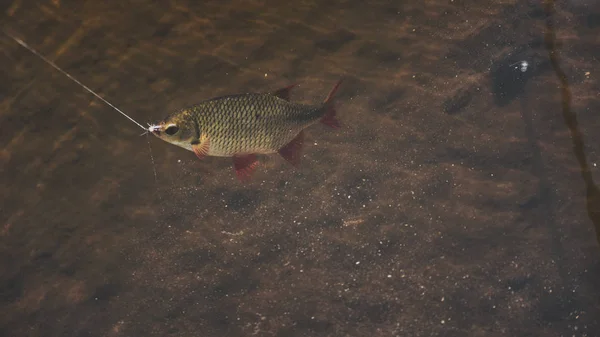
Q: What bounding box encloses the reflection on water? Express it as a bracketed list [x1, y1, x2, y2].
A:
[1, 0, 599, 336]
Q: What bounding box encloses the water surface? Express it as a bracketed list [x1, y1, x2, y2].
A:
[1, 0, 599, 336]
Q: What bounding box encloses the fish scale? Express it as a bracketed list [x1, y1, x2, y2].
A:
[191, 94, 308, 156]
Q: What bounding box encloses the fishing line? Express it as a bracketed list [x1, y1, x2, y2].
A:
[3, 29, 148, 131]
[146, 133, 159, 184]
[3, 29, 160, 184]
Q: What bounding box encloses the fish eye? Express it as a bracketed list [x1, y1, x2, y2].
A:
[165, 125, 179, 135]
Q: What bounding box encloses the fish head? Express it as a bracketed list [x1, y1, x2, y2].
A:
[148, 111, 197, 150]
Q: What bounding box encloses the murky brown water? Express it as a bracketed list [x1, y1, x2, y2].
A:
[1, 0, 600, 336]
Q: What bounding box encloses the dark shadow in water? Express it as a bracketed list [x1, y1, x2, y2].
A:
[442, 87, 472, 115]
[588, 13, 600, 29]
[518, 80, 577, 321]
[490, 42, 550, 107]
[544, 0, 600, 246]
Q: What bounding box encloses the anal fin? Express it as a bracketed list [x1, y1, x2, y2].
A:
[233, 154, 259, 182]
[278, 131, 304, 167]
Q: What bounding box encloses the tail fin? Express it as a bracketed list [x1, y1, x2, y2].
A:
[320, 80, 343, 128]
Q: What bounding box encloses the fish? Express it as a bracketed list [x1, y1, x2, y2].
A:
[3, 31, 343, 182]
[149, 80, 342, 181]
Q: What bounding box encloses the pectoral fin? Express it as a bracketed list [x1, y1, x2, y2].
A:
[191, 136, 210, 160]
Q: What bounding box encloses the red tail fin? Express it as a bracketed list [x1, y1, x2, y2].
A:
[320, 80, 342, 128]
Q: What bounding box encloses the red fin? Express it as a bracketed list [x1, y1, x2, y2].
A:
[320, 80, 343, 128]
[192, 137, 210, 160]
[233, 154, 259, 182]
[272, 84, 297, 101]
[278, 131, 304, 167]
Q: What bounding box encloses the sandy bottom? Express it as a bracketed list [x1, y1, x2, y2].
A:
[1, 0, 599, 336]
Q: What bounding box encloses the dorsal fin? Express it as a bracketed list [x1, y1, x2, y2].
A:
[271, 84, 297, 101]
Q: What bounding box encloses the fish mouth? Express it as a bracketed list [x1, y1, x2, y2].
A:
[148, 123, 163, 136]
